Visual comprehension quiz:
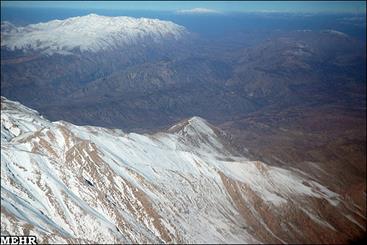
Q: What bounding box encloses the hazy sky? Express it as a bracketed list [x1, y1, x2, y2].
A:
[2, 1, 366, 14]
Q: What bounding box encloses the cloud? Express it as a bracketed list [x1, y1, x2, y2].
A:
[176, 8, 221, 15]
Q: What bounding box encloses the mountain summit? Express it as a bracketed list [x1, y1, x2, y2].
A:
[1, 14, 187, 55]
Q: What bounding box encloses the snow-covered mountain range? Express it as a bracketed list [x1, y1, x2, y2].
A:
[1, 14, 187, 55]
[1, 97, 365, 243]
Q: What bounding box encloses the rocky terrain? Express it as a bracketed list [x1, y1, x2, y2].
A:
[1, 97, 365, 243]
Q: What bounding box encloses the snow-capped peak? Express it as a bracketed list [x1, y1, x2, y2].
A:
[168, 116, 214, 135]
[1, 14, 188, 55]
[1, 97, 52, 142]
[167, 116, 238, 156]
[322, 29, 349, 38]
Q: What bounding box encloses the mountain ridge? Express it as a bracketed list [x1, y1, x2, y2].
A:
[1, 96, 365, 243]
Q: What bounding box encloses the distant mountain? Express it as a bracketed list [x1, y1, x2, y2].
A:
[1, 97, 364, 243]
[1, 14, 187, 55]
[2, 17, 365, 131]
[228, 30, 366, 102]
